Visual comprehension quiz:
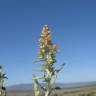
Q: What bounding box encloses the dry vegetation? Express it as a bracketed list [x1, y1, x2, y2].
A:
[7, 85, 96, 96]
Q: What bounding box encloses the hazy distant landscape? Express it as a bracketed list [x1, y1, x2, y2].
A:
[7, 82, 96, 96]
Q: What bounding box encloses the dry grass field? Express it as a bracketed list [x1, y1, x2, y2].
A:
[7, 85, 96, 96]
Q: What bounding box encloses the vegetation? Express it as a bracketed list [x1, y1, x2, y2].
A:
[0, 65, 7, 96]
[32, 25, 64, 96]
[79, 93, 96, 96]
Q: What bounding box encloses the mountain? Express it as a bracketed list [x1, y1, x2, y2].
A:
[7, 83, 34, 91]
[7, 81, 96, 91]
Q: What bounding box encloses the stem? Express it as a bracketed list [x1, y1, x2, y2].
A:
[45, 90, 50, 96]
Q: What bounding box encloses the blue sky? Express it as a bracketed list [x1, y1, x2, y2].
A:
[0, 0, 96, 86]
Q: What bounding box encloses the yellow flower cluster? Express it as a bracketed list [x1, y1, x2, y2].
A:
[39, 25, 51, 47]
[38, 25, 57, 65]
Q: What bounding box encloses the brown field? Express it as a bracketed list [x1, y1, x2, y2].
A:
[7, 85, 96, 96]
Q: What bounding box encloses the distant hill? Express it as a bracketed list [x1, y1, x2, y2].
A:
[7, 84, 34, 91]
[7, 81, 96, 91]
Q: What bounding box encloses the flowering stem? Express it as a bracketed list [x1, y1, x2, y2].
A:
[32, 25, 64, 96]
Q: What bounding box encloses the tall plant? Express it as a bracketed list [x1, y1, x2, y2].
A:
[0, 65, 7, 96]
[32, 25, 64, 96]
